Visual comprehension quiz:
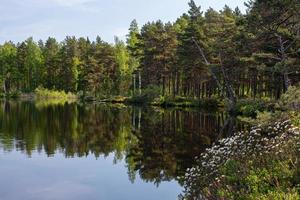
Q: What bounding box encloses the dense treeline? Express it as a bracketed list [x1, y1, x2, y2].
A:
[129, 0, 300, 100]
[0, 0, 299, 100]
[0, 36, 133, 96]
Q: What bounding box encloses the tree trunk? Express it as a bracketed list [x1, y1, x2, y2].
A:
[138, 71, 142, 95]
[275, 29, 300, 90]
[192, 38, 237, 111]
[133, 74, 136, 95]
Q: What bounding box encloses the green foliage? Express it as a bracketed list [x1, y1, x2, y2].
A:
[8, 90, 21, 99]
[19, 38, 44, 92]
[153, 95, 220, 109]
[290, 111, 300, 127]
[35, 86, 76, 100]
[281, 84, 300, 110]
[217, 158, 300, 200]
[182, 119, 300, 200]
[0, 35, 130, 98]
[115, 37, 133, 95]
[220, 160, 242, 183]
[240, 110, 300, 128]
[0, 89, 21, 99]
[235, 99, 278, 118]
[252, 190, 300, 200]
[128, 85, 161, 103]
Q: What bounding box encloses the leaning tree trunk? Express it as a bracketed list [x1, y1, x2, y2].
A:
[219, 53, 237, 108]
[277, 34, 291, 90]
[192, 38, 237, 111]
[275, 29, 299, 91]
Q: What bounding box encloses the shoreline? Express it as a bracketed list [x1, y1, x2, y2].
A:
[3, 93, 223, 110]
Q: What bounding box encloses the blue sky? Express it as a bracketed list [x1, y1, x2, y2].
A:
[0, 0, 246, 44]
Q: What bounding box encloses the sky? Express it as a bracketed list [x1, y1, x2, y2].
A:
[0, 0, 247, 44]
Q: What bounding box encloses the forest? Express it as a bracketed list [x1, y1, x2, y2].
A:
[0, 0, 299, 105]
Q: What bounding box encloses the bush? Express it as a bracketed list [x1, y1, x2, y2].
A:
[9, 90, 21, 98]
[152, 95, 221, 109]
[281, 84, 300, 111]
[290, 111, 300, 127]
[235, 99, 278, 118]
[127, 85, 160, 103]
[182, 120, 300, 200]
[141, 85, 161, 101]
[35, 86, 77, 100]
[0, 90, 21, 98]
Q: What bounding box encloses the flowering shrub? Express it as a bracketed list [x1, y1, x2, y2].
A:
[181, 120, 300, 200]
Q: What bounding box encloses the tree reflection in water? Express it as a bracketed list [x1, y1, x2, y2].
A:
[0, 101, 244, 187]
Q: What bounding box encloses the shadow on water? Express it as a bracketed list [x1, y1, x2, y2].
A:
[0, 100, 245, 187]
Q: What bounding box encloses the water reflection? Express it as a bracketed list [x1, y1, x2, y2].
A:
[129, 107, 231, 186]
[0, 101, 243, 193]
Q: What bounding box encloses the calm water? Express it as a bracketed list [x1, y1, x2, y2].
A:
[0, 101, 242, 200]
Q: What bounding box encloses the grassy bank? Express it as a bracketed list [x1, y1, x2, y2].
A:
[34, 87, 77, 100]
[0, 87, 77, 100]
[128, 96, 222, 109]
[81, 94, 223, 110]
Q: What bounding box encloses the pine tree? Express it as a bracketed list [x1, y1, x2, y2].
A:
[177, 0, 207, 97]
[43, 37, 60, 89]
[0, 42, 17, 93]
[58, 36, 79, 92]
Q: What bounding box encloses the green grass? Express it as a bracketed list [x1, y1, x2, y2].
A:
[35, 87, 77, 100]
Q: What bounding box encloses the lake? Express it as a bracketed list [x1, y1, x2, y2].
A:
[0, 101, 243, 200]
